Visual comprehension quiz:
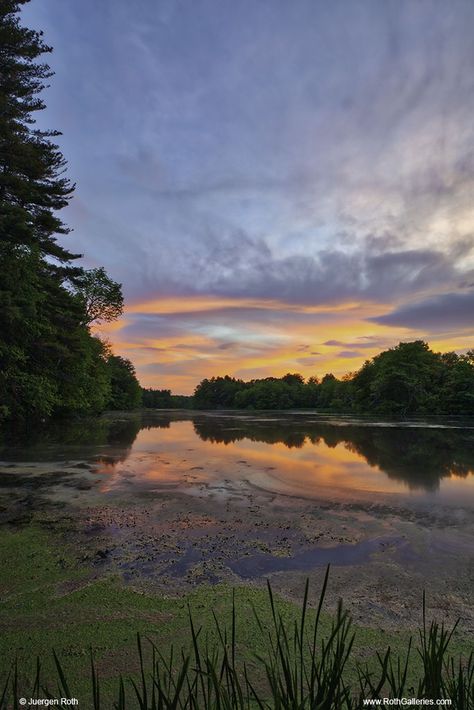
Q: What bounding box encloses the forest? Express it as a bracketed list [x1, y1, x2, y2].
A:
[141, 388, 193, 409]
[193, 341, 474, 415]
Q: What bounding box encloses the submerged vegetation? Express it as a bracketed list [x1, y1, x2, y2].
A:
[194, 341, 474, 415]
[1, 565, 472, 708]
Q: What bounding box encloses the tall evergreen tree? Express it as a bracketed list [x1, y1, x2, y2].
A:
[0, 1, 125, 422]
[0, 0, 76, 262]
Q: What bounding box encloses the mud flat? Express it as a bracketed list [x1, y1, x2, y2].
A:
[1, 410, 474, 629]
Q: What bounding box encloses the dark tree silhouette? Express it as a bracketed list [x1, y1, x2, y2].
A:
[0, 2, 136, 423]
[74, 267, 124, 325]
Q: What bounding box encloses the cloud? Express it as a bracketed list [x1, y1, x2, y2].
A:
[203, 245, 470, 306]
[26, 0, 474, 304]
[121, 304, 337, 345]
[324, 339, 376, 349]
[22, 0, 474, 389]
[296, 357, 322, 366]
[217, 341, 236, 350]
[141, 359, 204, 375]
[369, 290, 474, 332]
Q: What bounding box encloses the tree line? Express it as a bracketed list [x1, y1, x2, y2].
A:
[193, 341, 474, 415]
[141, 388, 193, 409]
[3, 4, 473, 425]
[0, 1, 141, 425]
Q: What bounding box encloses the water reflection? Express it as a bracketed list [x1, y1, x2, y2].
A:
[192, 416, 474, 492]
[2, 412, 474, 501]
[0, 416, 142, 461]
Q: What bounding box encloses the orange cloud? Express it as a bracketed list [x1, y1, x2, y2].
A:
[98, 295, 474, 394]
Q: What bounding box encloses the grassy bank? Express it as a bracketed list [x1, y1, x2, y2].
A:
[0, 526, 472, 707]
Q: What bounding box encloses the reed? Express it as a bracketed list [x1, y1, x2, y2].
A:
[1, 567, 472, 709]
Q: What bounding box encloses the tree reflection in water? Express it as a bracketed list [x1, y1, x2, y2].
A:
[192, 415, 474, 492]
[2, 412, 473, 494]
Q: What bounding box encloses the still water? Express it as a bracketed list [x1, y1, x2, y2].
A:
[2, 411, 474, 507]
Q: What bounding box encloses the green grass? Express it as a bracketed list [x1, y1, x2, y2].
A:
[0, 526, 473, 707]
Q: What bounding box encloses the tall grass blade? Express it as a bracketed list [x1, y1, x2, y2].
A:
[0, 668, 11, 710]
[52, 649, 72, 699]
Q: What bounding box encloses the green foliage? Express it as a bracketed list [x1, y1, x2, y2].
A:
[106, 355, 142, 410]
[0, 526, 472, 706]
[193, 341, 474, 415]
[142, 388, 195, 409]
[0, 569, 472, 708]
[354, 341, 440, 415]
[194, 375, 247, 409]
[170, 394, 194, 408]
[142, 387, 173, 408]
[73, 266, 124, 325]
[0, 2, 135, 424]
[194, 374, 310, 411]
[352, 341, 474, 415]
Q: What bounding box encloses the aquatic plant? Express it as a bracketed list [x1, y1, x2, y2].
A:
[1, 567, 472, 709]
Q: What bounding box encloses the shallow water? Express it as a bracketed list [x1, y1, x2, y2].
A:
[1, 410, 474, 506]
[2, 411, 474, 615]
[227, 534, 406, 578]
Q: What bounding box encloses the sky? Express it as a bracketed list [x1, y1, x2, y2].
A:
[23, 0, 474, 393]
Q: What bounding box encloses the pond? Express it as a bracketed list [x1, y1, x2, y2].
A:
[1, 411, 474, 627]
[2, 410, 474, 506]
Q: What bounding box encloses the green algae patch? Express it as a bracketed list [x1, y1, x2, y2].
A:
[0, 525, 472, 705]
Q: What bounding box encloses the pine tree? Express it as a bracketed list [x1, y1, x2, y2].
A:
[0, 1, 124, 422]
[0, 0, 76, 263]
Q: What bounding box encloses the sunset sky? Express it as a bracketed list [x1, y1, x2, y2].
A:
[24, 0, 474, 393]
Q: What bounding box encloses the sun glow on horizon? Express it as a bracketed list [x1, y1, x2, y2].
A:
[96, 294, 474, 394]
